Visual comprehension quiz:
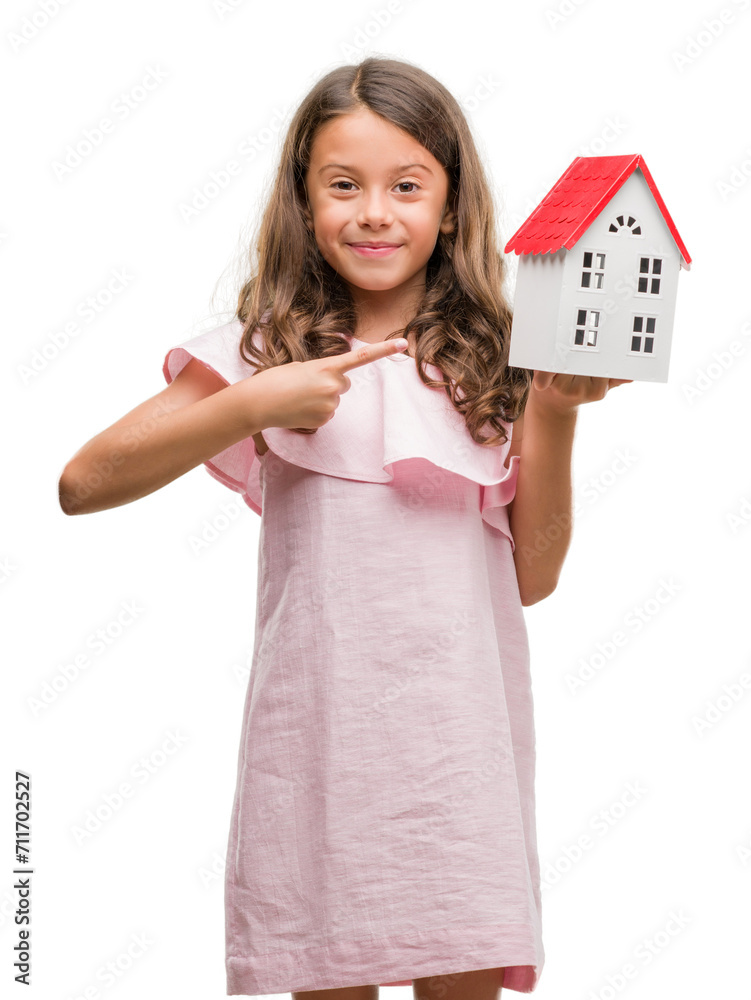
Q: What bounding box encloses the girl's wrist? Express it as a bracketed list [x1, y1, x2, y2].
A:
[221, 376, 274, 437]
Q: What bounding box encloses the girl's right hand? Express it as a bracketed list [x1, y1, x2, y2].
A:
[246, 338, 409, 431]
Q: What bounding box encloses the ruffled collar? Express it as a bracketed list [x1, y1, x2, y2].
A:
[260, 332, 515, 488]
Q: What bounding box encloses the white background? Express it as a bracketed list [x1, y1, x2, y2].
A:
[3, 0, 750, 998]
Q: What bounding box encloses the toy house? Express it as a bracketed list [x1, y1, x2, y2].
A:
[504, 154, 691, 382]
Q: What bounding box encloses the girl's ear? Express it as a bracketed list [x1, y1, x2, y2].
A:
[439, 199, 457, 236]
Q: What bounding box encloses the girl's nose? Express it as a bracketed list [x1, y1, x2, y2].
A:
[356, 191, 393, 227]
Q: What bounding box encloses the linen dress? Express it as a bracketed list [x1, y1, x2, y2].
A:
[162, 318, 544, 996]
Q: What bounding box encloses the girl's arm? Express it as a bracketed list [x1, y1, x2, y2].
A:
[508, 372, 631, 607]
[58, 338, 405, 516]
[58, 359, 269, 516]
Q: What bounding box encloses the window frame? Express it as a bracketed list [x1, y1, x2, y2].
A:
[634, 254, 664, 298]
[579, 247, 608, 292]
[571, 306, 602, 352]
[628, 312, 658, 357]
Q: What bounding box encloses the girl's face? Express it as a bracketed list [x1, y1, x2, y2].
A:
[303, 109, 455, 309]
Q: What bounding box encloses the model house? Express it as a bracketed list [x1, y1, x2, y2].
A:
[504, 154, 691, 382]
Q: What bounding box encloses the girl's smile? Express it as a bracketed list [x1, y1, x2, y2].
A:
[347, 242, 402, 258]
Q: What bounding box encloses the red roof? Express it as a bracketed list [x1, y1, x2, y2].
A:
[504, 154, 691, 270]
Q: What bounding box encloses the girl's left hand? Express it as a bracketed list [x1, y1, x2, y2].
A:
[530, 370, 634, 416]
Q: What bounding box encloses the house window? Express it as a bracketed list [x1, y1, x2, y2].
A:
[573, 308, 600, 349]
[608, 214, 642, 236]
[636, 256, 662, 294]
[581, 250, 606, 290]
[630, 315, 656, 355]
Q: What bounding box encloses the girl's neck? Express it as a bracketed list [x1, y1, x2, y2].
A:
[349, 282, 424, 344]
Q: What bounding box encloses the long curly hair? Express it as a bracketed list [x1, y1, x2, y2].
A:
[234, 56, 531, 447]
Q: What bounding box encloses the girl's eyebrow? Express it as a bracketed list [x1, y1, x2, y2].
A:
[317, 162, 434, 176]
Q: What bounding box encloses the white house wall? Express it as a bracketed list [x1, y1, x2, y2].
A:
[507, 249, 565, 372]
[557, 169, 680, 381]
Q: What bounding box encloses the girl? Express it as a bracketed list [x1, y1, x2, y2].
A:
[59, 57, 630, 1000]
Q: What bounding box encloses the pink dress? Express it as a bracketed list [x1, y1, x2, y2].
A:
[162, 318, 544, 995]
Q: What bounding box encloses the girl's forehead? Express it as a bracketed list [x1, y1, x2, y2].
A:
[307, 112, 441, 175]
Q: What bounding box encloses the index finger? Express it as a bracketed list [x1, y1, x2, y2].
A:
[327, 337, 410, 373]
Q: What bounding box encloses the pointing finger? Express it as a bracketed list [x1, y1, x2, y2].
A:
[327, 338, 409, 373]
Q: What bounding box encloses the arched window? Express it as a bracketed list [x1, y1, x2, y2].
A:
[608, 214, 642, 236]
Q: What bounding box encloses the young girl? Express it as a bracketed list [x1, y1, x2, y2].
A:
[59, 57, 630, 1000]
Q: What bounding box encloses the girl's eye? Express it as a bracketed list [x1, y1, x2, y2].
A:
[330, 181, 419, 193]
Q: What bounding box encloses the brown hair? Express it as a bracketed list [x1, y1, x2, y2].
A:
[235, 56, 531, 447]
